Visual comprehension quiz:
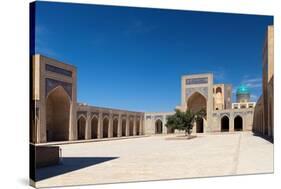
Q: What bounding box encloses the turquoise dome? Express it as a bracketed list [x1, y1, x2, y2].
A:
[236, 85, 250, 95]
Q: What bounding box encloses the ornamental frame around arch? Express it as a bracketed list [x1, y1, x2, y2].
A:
[90, 112, 99, 120]
[220, 113, 230, 119]
[46, 85, 72, 103]
[186, 90, 208, 105]
[45, 78, 72, 100]
[154, 116, 163, 122]
[102, 115, 110, 121]
[233, 113, 244, 119]
[186, 88, 208, 101]
[77, 114, 87, 121]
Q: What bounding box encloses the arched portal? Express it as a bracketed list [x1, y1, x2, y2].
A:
[77, 116, 86, 140]
[103, 117, 109, 138]
[234, 116, 243, 131]
[46, 86, 70, 142]
[113, 118, 118, 137]
[129, 119, 134, 136]
[216, 87, 222, 94]
[221, 116, 229, 132]
[91, 117, 98, 139]
[196, 117, 204, 133]
[187, 92, 207, 113]
[155, 119, 163, 134]
[136, 119, 140, 135]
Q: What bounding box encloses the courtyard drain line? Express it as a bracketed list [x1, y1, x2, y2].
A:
[230, 133, 242, 175]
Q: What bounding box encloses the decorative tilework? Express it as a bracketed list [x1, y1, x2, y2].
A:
[46, 78, 72, 99]
[186, 87, 208, 99]
[46, 64, 72, 77]
[186, 77, 208, 85]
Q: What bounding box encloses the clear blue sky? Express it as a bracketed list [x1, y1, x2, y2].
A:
[35, 1, 273, 112]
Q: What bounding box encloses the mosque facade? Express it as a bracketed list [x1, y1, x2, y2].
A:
[31, 54, 256, 144]
[145, 74, 256, 135]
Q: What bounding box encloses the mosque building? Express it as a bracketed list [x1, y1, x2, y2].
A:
[30, 54, 256, 144]
[145, 74, 255, 135]
[30, 25, 273, 144]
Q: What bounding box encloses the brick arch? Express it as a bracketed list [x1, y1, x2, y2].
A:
[46, 86, 70, 142]
[187, 91, 207, 113]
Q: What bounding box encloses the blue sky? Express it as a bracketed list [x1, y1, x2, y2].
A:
[35, 1, 273, 112]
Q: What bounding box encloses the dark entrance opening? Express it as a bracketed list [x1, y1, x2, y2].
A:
[136, 120, 140, 135]
[129, 120, 134, 136]
[155, 120, 163, 134]
[234, 116, 243, 131]
[196, 117, 204, 133]
[221, 116, 229, 132]
[91, 117, 98, 139]
[121, 119, 126, 136]
[77, 116, 86, 140]
[113, 119, 118, 137]
[103, 118, 109, 138]
[46, 86, 70, 142]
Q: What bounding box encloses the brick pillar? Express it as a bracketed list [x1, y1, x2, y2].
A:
[117, 114, 122, 137]
[133, 116, 137, 136]
[85, 112, 91, 139]
[126, 115, 129, 136]
[98, 112, 103, 138]
[108, 113, 113, 138]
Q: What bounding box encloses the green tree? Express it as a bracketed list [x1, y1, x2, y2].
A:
[165, 109, 206, 138]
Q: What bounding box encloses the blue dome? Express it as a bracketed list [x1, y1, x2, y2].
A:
[236, 85, 250, 95]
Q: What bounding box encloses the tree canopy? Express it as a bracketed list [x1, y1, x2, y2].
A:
[165, 109, 206, 135]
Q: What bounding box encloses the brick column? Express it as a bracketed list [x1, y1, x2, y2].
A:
[133, 116, 137, 136]
[108, 113, 113, 138]
[141, 116, 144, 135]
[163, 115, 167, 134]
[230, 114, 234, 132]
[117, 114, 122, 137]
[126, 115, 130, 136]
[85, 112, 91, 139]
[98, 112, 103, 138]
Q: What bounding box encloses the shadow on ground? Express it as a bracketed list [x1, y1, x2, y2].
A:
[165, 135, 198, 140]
[35, 157, 118, 182]
[253, 133, 273, 143]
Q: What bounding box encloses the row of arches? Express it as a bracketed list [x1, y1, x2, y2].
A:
[77, 116, 142, 140]
[154, 118, 204, 134]
[45, 84, 143, 142]
[220, 115, 243, 132]
[154, 115, 243, 134]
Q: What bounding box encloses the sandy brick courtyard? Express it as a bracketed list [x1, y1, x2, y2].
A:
[36, 132, 273, 188]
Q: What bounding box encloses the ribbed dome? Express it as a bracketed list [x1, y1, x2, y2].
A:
[236, 85, 250, 95]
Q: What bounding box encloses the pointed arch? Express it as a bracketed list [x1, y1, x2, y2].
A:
[187, 91, 207, 113]
[121, 119, 126, 136]
[129, 118, 134, 136]
[113, 118, 118, 137]
[91, 116, 98, 139]
[46, 86, 70, 142]
[221, 116, 229, 132]
[155, 119, 163, 134]
[103, 117, 109, 138]
[77, 115, 86, 140]
[234, 115, 243, 131]
[136, 119, 140, 135]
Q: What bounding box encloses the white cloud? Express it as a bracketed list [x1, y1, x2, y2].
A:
[242, 77, 262, 89]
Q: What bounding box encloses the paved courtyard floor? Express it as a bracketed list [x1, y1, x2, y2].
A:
[35, 132, 273, 188]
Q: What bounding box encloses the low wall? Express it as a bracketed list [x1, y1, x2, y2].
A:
[35, 145, 61, 168]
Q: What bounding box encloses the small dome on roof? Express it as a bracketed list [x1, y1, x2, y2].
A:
[236, 85, 250, 95]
